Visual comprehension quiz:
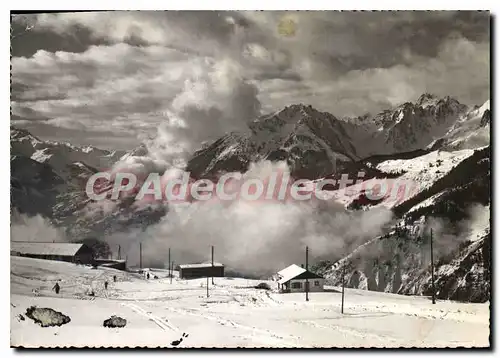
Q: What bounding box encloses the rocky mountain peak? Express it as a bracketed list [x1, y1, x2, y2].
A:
[270, 103, 321, 124]
[416, 92, 438, 106]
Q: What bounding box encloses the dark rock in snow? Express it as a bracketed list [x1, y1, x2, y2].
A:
[103, 315, 127, 328]
[480, 109, 490, 127]
[25, 306, 71, 327]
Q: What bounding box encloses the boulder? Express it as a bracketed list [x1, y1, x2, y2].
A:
[103, 315, 127, 328]
[25, 306, 71, 327]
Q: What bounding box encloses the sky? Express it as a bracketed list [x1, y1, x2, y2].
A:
[10, 11, 490, 151]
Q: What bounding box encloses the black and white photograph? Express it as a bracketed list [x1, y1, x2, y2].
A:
[9, 10, 491, 348]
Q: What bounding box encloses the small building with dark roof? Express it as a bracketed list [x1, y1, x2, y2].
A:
[276, 264, 325, 293]
[10, 242, 95, 265]
[178, 262, 224, 279]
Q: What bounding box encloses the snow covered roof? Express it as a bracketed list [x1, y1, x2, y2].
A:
[277, 264, 305, 284]
[277, 264, 323, 284]
[11, 242, 87, 257]
[178, 262, 224, 269]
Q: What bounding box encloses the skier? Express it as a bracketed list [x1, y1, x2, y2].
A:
[104, 281, 109, 290]
[52, 282, 60, 294]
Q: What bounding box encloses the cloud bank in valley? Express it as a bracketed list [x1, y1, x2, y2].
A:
[103, 161, 394, 277]
[11, 213, 67, 243]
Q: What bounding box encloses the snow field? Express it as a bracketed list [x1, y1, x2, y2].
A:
[11, 256, 489, 348]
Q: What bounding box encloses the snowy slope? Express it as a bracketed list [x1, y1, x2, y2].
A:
[430, 100, 490, 151]
[11, 257, 489, 348]
[375, 149, 475, 202]
[322, 227, 490, 303]
[322, 148, 476, 210]
[318, 145, 490, 303]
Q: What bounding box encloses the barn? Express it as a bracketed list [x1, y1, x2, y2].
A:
[11, 242, 95, 265]
[178, 262, 224, 279]
[277, 264, 325, 293]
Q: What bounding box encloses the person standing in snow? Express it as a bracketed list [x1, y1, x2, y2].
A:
[52, 282, 60, 294]
[113, 275, 117, 283]
[104, 281, 109, 290]
[146, 272, 150, 280]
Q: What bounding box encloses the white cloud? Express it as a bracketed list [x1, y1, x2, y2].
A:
[102, 161, 393, 275]
[11, 44, 195, 136]
[11, 11, 490, 150]
[11, 213, 67, 243]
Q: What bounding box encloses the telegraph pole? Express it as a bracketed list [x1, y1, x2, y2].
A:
[341, 265, 346, 314]
[170, 261, 174, 284]
[211, 245, 214, 285]
[305, 246, 309, 302]
[206, 276, 209, 298]
[430, 228, 436, 304]
[139, 243, 142, 269]
[118, 245, 121, 260]
[168, 248, 171, 281]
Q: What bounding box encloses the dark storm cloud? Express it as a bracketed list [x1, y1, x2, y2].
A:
[11, 14, 110, 57]
[344, 11, 490, 65]
[244, 11, 490, 76]
[10, 11, 490, 150]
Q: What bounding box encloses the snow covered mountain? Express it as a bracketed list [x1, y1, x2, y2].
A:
[186, 94, 488, 180]
[367, 94, 468, 156]
[187, 104, 359, 180]
[10, 127, 169, 240]
[10, 93, 491, 302]
[11, 127, 125, 178]
[429, 99, 490, 151]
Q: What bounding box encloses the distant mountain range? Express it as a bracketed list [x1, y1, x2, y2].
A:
[187, 93, 489, 180]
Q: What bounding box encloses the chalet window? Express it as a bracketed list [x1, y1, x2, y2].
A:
[314, 280, 320, 286]
[291, 282, 302, 289]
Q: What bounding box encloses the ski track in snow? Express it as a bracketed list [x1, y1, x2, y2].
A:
[300, 319, 401, 344]
[122, 302, 180, 333]
[163, 306, 300, 348]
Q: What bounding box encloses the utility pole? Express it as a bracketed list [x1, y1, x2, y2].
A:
[139, 243, 142, 269]
[305, 246, 309, 302]
[211, 245, 214, 285]
[118, 245, 121, 260]
[170, 261, 174, 284]
[341, 265, 345, 314]
[430, 228, 436, 304]
[168, 248, 171, 281]
[206, 276, 209, 298]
